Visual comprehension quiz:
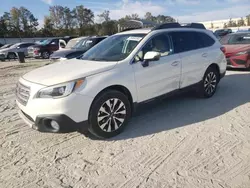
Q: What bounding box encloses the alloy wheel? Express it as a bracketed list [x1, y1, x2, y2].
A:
[204, 72, 217, 95]
[97, 98, 126, 132]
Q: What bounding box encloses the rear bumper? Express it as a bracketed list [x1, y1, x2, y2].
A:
[18, 110, 88, 133]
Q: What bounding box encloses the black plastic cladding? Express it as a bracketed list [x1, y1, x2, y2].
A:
[152, 22, 206, 30]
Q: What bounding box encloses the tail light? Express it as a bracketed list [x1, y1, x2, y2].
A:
[220, 47, 226, 54]
[34, 50, 39, 54]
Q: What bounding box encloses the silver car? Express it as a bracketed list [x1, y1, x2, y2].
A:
[0, 42, 35, 59]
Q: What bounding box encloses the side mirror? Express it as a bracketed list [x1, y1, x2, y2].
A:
[16, 46, 20, 49]
[144, 51, 161, 61]
[141, 51, 161, 67]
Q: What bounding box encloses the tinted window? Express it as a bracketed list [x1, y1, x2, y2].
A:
[197, 32, 215, 47]
[170, 31, 215, 53]
[19, 43, 33, 48]
[170, 31, 197, 53]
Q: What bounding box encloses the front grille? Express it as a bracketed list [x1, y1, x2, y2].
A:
[226, 59, 232, 65]
[235, 59, 247, 65]
[16, 82, 30, 106]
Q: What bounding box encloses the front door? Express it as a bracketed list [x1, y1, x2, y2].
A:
[132, 33, 181, 102]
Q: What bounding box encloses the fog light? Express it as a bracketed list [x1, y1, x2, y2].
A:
[50, 120, 60, 131]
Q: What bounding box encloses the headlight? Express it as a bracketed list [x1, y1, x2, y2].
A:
[36, 79, 85, 98]
[235, 51, 248, 55]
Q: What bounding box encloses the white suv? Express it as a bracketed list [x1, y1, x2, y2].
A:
[16, 23, 227, 138]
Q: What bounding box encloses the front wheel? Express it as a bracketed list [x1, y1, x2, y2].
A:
[88, 90, 131, 138]
[198, 67, 219, 98]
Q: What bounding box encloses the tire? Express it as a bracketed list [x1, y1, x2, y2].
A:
[7, 53, 16, 60]
[198, 67, 219, 98]
[88, 90, 131, 139]
[42, 51, 50, 59]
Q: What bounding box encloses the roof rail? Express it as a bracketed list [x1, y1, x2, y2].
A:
[152, 22, 206, 31]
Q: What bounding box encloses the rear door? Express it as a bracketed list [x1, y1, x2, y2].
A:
[169, 31, 210, 88]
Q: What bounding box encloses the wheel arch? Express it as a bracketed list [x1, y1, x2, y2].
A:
[206, 63, 221, 80]
[89, 85, 134, 117]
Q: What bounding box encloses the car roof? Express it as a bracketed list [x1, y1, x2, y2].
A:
[116, 28, 152, 35]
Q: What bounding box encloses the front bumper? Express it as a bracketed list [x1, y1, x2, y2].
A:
[16, 78, 93, 133]
[226, 54, 250, 69]
[18, 110, 88, 133]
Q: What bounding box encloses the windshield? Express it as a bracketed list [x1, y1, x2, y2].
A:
[80, 34, 146, 62]
[222, 33, 250, 45]
[66, 39, 81, 49]
[41, 39, 52, 45]
[11, 43, 20, 48]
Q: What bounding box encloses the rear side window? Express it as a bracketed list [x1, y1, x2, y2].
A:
[169, 31, 197, 53]
[197, 32, 215, 47]
[170, 31, 215, 53]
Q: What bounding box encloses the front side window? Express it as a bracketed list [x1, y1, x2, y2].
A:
[80, 34, 146, 62]
[135, 33, 172, 61]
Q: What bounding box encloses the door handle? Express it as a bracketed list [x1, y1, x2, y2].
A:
[171, 61, 179, 66]
[202, 53, 208, 57]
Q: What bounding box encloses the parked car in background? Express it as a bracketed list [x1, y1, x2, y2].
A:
[28, 38, 68, 59]
[0, 42, 35, 59]
[221, 32, 250, 69]
[50, 36, 107, 62]
[0, 44, 14, 49]
[236, 29, 250, 33]
[16, 23, 226, 138]
[214, 29, 232, 39]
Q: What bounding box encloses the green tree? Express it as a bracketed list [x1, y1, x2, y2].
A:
[98, 10, 110, 23]
[73, 5, 94, 35]
[237, 17, 245, 27]
[144, 12, 154, 21]
[10, 7, 21, 36]
[41, 16, 54, 36]
[246, 14, 250, 26]
[228, 18, 237, 27]
[19, 7, 38, 36]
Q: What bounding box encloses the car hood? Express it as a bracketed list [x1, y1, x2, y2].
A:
[224, 44, 250, 54]
[22, 59, 117, 86]
[50, 49, 82, 58]
[0, 49, 9, 53]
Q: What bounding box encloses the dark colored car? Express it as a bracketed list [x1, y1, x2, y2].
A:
[28, 37, 75, 59]
[214, 29, 232, 39]
[221, 32, 250, 69]
[50, 36, 107, 61]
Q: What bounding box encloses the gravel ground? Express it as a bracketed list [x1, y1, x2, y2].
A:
[0, 61, 250, 188]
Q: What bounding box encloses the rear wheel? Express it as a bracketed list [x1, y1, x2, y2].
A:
[42, 51, 50, 59]
[88, 90, 131, 138]
[198, 67, 219, 98]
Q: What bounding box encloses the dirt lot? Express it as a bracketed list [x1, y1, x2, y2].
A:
[0, 61, 250, 188]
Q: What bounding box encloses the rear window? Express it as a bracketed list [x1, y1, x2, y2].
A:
[225, 33, 250, 45]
